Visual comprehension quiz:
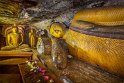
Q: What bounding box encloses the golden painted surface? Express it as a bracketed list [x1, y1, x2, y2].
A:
[72, 7, 124, 27]
[61, 7, 124, 76]
[64, 30, 124, 76]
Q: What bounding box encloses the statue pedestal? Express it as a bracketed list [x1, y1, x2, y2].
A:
[0, 51, 33, 60]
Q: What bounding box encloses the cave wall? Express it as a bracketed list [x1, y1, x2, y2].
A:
[32, 9, 77, 31]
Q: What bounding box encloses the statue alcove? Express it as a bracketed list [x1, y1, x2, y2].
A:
[24, 25, 37, 48]
[2, 25, 24, 46]
[0, 24, 37, 50]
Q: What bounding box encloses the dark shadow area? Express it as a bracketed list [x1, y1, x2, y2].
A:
[0, 65, 22, 83]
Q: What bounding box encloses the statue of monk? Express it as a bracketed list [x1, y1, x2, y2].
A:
[29, 29, 35, 48]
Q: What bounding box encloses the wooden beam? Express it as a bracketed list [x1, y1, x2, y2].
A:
[0, 51, 33, 59]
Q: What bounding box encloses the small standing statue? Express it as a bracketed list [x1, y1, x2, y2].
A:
[36, 29, 50, 55]
[29, 29, 36, 48]
[36, 31, 44, 55]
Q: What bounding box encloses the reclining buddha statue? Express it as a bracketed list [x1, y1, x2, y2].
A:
[49, 6, 124, 76]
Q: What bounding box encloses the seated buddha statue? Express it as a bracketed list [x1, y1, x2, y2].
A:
[7, 27, 23, 47]
[1, 27, 23, 50]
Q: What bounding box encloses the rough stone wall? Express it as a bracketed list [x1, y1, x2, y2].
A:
[32, 9, 76, 30]
[32, 19, 52, 30]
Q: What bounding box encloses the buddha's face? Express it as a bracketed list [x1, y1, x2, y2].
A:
[50, 23, 65, 38]
[12, 28, 17, 33]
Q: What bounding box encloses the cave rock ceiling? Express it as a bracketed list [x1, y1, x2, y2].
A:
[0, 0, 124, 24]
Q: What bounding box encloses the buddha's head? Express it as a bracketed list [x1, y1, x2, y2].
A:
[49, 23, 66, 38]
[30, 29, 34, 33]
[12, 28, 17, 33]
